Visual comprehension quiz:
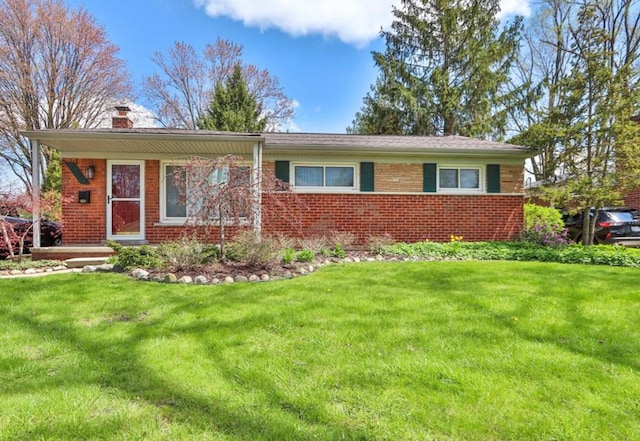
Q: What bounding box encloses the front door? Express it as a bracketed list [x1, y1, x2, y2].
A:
[107, 161, 145, 241]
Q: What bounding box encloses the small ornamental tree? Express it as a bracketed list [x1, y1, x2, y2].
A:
[170, 155, 303, 260]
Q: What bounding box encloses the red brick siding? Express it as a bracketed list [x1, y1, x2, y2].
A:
[61, 158, 107, 244]
[62, 158, 523, 245]
[625, 189, 640, 209]
[263, 193, 523, 243]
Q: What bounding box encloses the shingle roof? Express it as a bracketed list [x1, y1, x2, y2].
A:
[263, 133, 529, 153]
[20, 128, 533, 157]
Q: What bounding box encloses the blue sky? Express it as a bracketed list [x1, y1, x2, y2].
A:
[63, 0, 531, 133]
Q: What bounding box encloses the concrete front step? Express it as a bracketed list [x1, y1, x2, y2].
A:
[31, 246, 115, 261]
[65, 257, 110, 268]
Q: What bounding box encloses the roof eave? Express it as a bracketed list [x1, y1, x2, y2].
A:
[265, 144, 535, 158]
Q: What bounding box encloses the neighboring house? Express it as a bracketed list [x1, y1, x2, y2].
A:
[22, 108, 532, 251]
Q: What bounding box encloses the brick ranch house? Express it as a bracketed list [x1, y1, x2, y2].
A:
[22, 108, 532, 258]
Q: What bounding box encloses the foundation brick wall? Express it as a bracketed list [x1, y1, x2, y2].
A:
[263, 193, 523, 243]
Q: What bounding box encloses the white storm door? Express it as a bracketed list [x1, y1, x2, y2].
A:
[107, 161, 145, 241]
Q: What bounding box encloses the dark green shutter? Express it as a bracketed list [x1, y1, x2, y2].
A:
[360, 162, 374, 192]
[275, 161, 290, 183]
[487, 164, 501, 193]
[423, 163, 437, 192]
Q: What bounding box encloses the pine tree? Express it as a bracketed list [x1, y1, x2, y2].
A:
[197, 64, 267, 132]
[349, 0, 522, 138]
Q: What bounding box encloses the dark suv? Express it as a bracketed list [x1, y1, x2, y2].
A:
[564, 207, 640, 246]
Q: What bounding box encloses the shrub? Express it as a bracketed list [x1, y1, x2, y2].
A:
[366, 234, 396, 254]
[226, 230, 280, 267]
[281, 247, 295, 264]
[520, 204, 570, 247]
[156, 235, 220, 269]
[321, 243, 347, 258]
[326, 230, 357, 249]
[297, 236, 329, 253]
[295, 249, 315, 263]
[106, 240, 163, 270]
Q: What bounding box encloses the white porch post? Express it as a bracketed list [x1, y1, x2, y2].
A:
[31, 139, 41, 248]
[252, 141, 263, 236]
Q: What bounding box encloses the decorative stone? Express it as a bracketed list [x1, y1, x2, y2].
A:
[211, 278, 221, 285]
[249, 274, 260, 282]
[194, 275, 208, 285]
[375, 255, 385, 261]
[353, 257, 360, 263]
[52, 265, 67, 271]
[163, 273, 177, 283]
[151, 274, 165, 282]
[308, 265, 315, 272]
[223, 276, 235, 284]
[10, 269, 22, 275]
[260, 274, 270, 282]
[82, 266, 97, 273]
[177, 276, 193, 284]
[24, 268, 37, 274]
[283, 271, 293, 279]
[235, 275, 248, 283]
[298, 268, 308, 275]
[131, 268, 149, 279]
[95, 264, 115, 272]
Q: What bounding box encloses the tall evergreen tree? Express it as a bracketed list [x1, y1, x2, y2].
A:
[197, 64, 267, 132]
[349, 0, 523, 138]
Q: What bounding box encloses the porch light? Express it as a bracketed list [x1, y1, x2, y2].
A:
[85, 165, 95, 180]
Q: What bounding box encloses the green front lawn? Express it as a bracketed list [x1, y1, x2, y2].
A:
[1, 261, 639, 440]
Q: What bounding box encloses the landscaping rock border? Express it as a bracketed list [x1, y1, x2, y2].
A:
[1, 254, 397, 283]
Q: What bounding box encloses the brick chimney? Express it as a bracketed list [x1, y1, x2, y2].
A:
[112, 106, 134, 129]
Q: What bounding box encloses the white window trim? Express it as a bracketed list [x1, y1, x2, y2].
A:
[159, 160, 251, 224]
[437, 165, 484, 194]
[160, 161, 187, 224]
[291, 163, 358, 192]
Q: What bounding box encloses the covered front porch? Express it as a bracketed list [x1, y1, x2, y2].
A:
[21, 127, 265, 252]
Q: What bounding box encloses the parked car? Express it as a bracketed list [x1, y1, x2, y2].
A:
[0, 216, 62, 258]
[563, 207, 640, 246]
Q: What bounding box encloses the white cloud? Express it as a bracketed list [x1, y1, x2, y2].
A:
[194, 0, 531, 46]
[497, 0, 531, 18]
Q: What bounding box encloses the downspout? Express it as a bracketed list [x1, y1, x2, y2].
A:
[252, 141, 263, 237]
[31, 139, 41, 248]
